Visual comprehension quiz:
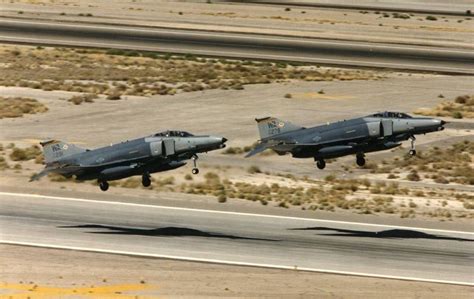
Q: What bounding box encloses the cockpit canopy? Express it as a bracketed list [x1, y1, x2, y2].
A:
[369, 111, 412, 119]
[154, 130, 194, 137]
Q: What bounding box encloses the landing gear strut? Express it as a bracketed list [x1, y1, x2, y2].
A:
[409, 135, 417, 156]
[191, 154, 200, 174]
[99, 180, 109, 191]
[316, 159, 326, 170]
[356, 153, 366, 167]
[142, 173, 151, 187]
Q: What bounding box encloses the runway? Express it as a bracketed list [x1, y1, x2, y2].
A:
[1, 192, 473, 285]
[0, 18, 473, 74]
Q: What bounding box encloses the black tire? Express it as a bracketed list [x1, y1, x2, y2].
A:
[142, 175, 151, 187]
[192, 168, 199, 175]
[356, 156, 366, 167]
[316, 160, 326, 170]
[99, 181, 109, 191]
[409, 149, 417, 156]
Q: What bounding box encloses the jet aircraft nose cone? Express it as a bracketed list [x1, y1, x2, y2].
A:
[440, 120, 447, 126]
[222, 137, 228, 143]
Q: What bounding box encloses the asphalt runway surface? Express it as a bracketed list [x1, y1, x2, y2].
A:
[0, 18, 473, 74]
[1, 192, 473, 285]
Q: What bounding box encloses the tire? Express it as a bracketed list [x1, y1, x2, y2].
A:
[409, 149, 417, 156]
[316, 160, 326, 170]
[142, 176, 151, 187]
[192, 168, 199, 175]
[99, 181, 109, 191]
[356, 156, 366, 167]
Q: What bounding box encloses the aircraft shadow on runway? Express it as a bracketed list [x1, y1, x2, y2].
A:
[59, 224, 279, 242]
[289, 227, 474, 242]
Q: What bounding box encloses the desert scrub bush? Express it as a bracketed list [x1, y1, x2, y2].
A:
[0, 97, 48, 119]
[9, 145, 42, 161]
[0, 156, 9, 170]
[184, 174, 193, 180]
[0, 46, 379, 98]
[68, 93, 97, 105]
[47, 173, 72, 182]
[406, 170, 421, 181]
[414, 94, 474, 119]
[247, 165, 262, 174]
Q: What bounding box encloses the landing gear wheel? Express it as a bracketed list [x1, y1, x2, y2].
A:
[316, 159, 326, 170]
[191, 154, 199, 175]
[142, 174, 151, 187]
[356, 155, 366, 167]
[99, 181, 109, 191]
[409, 135, 416, 156]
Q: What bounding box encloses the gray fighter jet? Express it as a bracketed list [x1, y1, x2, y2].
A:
[246, 112, 446, 169]
[32, 130, 227, 191]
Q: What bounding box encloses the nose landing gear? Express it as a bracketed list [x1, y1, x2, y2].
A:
[409, 136, 417, 156]
[191, 154, 200, 174]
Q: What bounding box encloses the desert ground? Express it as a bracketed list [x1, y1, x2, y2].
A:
[0, 0, 473, 297]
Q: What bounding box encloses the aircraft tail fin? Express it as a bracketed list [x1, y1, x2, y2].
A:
[255, 117, 303, 139]
[40, 140, 87, 164]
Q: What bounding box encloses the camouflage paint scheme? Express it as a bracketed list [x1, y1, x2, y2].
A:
[33, 131, 227, 191]
[247, 112, 446, 169]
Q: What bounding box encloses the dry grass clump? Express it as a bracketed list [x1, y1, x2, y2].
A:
[9, 146, 42, 161]
[0, 46, 380, 98]
[67, 93, 97, 105]
[0, 97, 48, 119]
[366, 141, 473, 185]
[0, 156, 9, 170]
[247, 165, 262, 174]
[414, 95, 474, 119]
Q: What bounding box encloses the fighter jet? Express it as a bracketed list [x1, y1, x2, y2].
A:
[32, 130, 227, 191]
[246, 112, 446, 169]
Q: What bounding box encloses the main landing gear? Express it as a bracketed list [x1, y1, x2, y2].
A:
[191, 154, 200, 174]
[99, 180, 109, 191]
[142, 173, 151, 187]
[356, 153, 366, 167]
[316, 159, 326, 170]
[409, 135, 417, 156]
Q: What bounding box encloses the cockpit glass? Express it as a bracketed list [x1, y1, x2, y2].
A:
[154, 130, 194, 137]
[370, 112, 412, 118]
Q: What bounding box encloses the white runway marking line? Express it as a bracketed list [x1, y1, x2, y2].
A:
[1, 191, 473, 236]
[0, 36, 472, 73]
[1, 240, 473, 286]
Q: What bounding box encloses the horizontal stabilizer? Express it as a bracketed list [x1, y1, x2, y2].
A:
[245, 143, 271, 158]
[29, 168, 52, 181]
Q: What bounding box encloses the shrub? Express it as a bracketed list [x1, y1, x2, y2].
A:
[184, 174, 193, 180]
[406, 171, 421, 181]
[10, 146, 42, 161]
[0, 97, 48, 119]
[217, 194, 227, 203]
[452, 111, 463, 119]
[426, 15, 437, 21]
[247, 165, 262, 174]
[284, 93, 292, 99]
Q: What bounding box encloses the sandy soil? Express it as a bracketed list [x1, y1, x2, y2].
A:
[1, 244, 472, 298]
